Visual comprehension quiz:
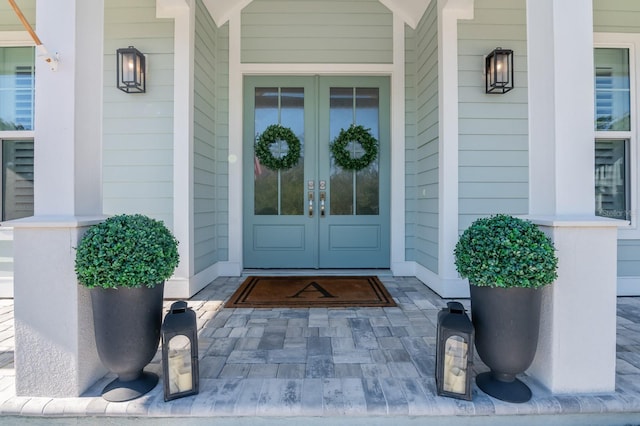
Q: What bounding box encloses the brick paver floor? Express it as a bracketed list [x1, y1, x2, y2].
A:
[0, 276, 639, 424]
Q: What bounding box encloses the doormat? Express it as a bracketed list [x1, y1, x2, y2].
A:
[224, 276, 397, 308]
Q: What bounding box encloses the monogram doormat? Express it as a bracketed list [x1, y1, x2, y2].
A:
[224, 276, 397, 308]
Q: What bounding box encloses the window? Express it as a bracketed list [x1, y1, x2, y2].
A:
[594, 47, 631, 221]
[1, 139, 33, 220]
[0, 47, 34, 130]
[594, 34, 640, 236]
[0, 45, 35, 221]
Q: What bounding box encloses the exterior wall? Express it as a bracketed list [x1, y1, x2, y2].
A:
[618, 240, 640, 276]
[215, 25, 230, 262]
[405, 1, 439, 273]
[241, 0, 392, 64]
[0, 1, 35, 31]
[103, 0, 175, 226]
[594, 0, 640, 33]
[594, 1, 640, 279]
[405, 28, 417, 264]
[193, 0, 229, 273]
[457, 0, 529, 231]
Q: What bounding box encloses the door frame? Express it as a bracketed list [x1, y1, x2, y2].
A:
[242, 75, 391, 269]
[232, 68, 404, 273]
[231, 68, 404, 276]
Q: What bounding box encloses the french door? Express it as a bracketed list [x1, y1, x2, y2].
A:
[243, 76, 390, 268]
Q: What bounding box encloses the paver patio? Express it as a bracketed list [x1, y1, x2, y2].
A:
[0, 275, 639, 425]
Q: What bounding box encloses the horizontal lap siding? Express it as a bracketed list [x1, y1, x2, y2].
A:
[194, 0, 229, 272]
[457, 0, 528, 232]
[215, 25, 230, 262]
[194, 0, 218, 272]
[407, 2, 439, 273]
[594, 0, 640, 33]
[103, 0, 175, 227]
[241, 0, 392, 64]
[594, 1, 640, 278]
[0, 0, 34, 31]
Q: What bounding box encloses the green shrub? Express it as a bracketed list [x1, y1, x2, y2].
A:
[454, 214, 558, 288]
[75, 214, 179, 289]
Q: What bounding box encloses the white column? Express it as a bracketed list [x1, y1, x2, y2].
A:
[526, 0, 618, 393]
[12, 0, 106, 396]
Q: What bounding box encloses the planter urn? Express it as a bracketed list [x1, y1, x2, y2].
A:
[470, 285, 542, 403]
[90, 283, 165, 402]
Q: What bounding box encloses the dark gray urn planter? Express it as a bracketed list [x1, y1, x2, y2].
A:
[470, 285, 542, 403]
[90, 282, 164, 402]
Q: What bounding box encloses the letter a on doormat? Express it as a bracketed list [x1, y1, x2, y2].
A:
[224, 276, 396, 308]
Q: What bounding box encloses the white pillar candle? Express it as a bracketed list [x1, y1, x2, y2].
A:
[177, 368, 193, 392]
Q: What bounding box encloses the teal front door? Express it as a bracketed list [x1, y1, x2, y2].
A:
[243, 76, 390, 268]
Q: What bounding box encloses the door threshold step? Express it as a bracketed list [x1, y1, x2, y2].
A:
[242, 269, 393, 277]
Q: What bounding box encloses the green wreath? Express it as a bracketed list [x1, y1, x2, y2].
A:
[330, 124, 378, 171]
[255, 124, 301, 171]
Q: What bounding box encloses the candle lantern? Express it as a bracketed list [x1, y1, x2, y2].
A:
[162, 301, 199, 401]
[436, 301, 474, 400]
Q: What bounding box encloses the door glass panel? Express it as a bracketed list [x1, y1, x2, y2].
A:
[594, 48, 630, 131]
[355, 88, 379, 215]
[595, 139, 628, 220]
[330, 87, 380, 215]
[254, 87, 304, 215]
[330, 88, 354, 215]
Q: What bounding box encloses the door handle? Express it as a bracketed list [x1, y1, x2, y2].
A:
[320, 192, 326, 217]
[308, 191, 314, 217]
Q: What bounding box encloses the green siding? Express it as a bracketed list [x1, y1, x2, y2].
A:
[594, 1, 640, 278]
[406, 2, 439, 273]
[215, 25, 230, 262]
[103, 0, 175, 227]
[594, 0, 640, 32]
[405, 27, 417, 265]
[0, 0, 34, 32]
[241, 0, 392, 64]
[617, 240, 640, 276]
[193, 0, 229, 273]
[457, 0, 528, 231]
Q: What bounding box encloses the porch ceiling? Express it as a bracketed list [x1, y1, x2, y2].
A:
[202, 0, 433, 29]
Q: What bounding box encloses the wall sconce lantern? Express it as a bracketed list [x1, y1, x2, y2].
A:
[162, 301, 199, 401]
[116, 46, 146, 93]
[436, 301, 474, 400]
[485, 47, 514, 94]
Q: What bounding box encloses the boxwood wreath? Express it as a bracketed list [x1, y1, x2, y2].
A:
[255, 124, 301, 171]
[330, 124, 378, 171]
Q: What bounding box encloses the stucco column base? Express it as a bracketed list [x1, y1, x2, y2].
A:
[10, 216, 107, 397]
[527, 216, 619, 393]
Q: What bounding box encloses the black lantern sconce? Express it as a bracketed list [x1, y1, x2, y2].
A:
[116, 46, 146, 93]
[162, 301, 199, 401]
[485, 47, 513, 94]
[436, 301, 474, 400]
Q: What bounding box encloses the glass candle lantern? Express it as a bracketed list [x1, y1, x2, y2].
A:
[162, 301, 199, 401]
[436, 301, 474, 400]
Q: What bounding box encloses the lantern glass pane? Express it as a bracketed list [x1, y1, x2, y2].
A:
[167, 335, 193, 394]
[443, 335, 468, 394]
[122, 52, 136, 84]
[496, 54, 508, 84]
